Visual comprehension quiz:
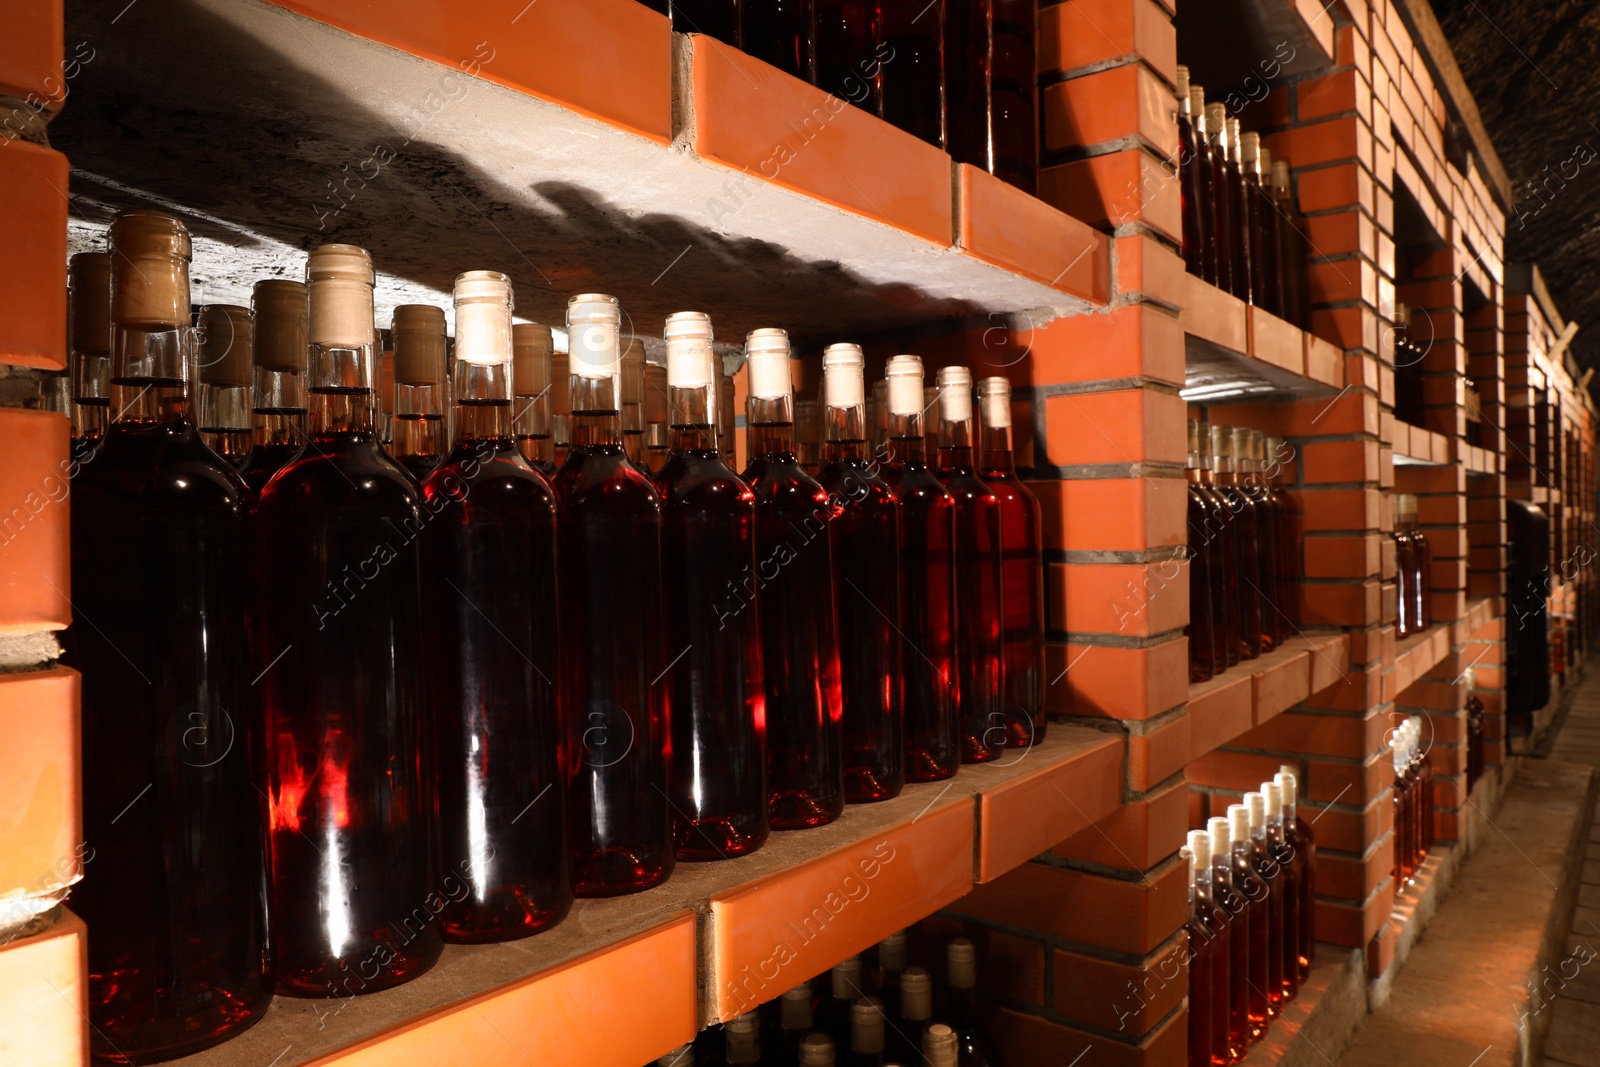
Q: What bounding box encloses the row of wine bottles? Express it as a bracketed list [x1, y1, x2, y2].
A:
[1465, 669, 1486, 790]
[1176, 67, 1312, 328]
[1185, 769, 1316, 1067]
[1390, 717, 1435, 893]
[61, 209, 1047, 1063]
[655, 934, 998, 1067]
[637, 0, 1038, 193]
[1391, 493, 1434, 636]
[1184, 420, 1302, 684]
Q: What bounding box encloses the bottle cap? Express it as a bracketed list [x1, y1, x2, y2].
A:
[850, 997, 886, 1054]
[392, 304, 447, 384]
[68, 252, 112, 356]
[512, 323, 554, 395]
[1231, 426, 1253, 467]
[798, 1033, 835, 1066]
[936, 365, 973, 422]
[197, 304, 254, 386]
[1229, 803, 1250, 841]
[1261, 145, 1273, 171]
[1176, 64, 1191, 99]
[1190, 88, 1208, 133]
[1205, 102, 1228, 134]
[109, 210, 192, 327]
[1264, 781, 1283, 817]
[885, 355, 924, 416]
[1247, 792, 1266, 829]
[1207, 816, 1230, 858]
[977, 376, 1012, 431]
[726, 1011, 760, 1034]
[1210, 423, 1232, 458]
[451, 270, 514, 367]
[831, 956, 862, 1000]
[1272, 159, 1290, 192]
[900, 966, 933, 1020]
[306, 243, 374, 348]
[1227, 117, 1243, 159]
[566, 293, 621, 379]
[922, 1023, 958, 1067]
[745, 327, 793, 399]
[822, 343, 865, 408]
[947, 938, 977, 990]
[664, 311, 715, 390]
[1241, 132, 1260, 161]
[252, 280, 309, 372]
[1188, 828, 1211, 868]
[877, 931, 907, 972]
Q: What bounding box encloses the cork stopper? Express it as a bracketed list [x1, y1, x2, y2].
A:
[621, 337, 646, 401]
[252, 280, 308, 372]
[936, 365, 973, 423]
[391, 304, 448, 385]
[68, 252, 112, 356]
[108, 210, 192, 327]
[1208, 815, 1231, 859]
[830, 957, 862, 1000]
[885, 355, 924, 416]
[822, 343, 865, 408]
[877, 931, 907, 973]
[946, 939, 977, 990]
[567, 293, 621, 379]
[1188, 828, 1211, 869]
[512, 324, 554, 396]
[452, 270, 513, 367]
[922, 1023, 959, 1067]
[850, 998, 886, 1054]
[799, 1033, 835, 1067]
[977, 376, 1011, 430]
[306, 243, 375, 348]
[899, 967, 933, 1021]
[1229, 803, 1250, 842]
[746, 327, 793, 399]
[197, 304, 255, 386]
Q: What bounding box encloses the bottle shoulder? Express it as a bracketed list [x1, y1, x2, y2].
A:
[424, 441, 556, 512]
[258, 436, 421, 512]
[555, 448, 662, 511]
[78, 421, 251, 512]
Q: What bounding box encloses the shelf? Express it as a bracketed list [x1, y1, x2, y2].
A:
[170, 726, 1121, 1066]
[1454, 438, 1501, 476]
[1387, 416, 1452, 466]
[1188, 631, 1352, 760]
[1392, 624, 1451, 696]
[54, 0, 1109, 345]
[1453, 597, 1497, 643]
[1181, 274, 1345, 402]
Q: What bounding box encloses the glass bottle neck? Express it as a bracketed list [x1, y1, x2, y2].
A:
[111, 323, 191, 426]
[823, 400, 866, 462]
[747, 395, 797, 458]
[980, 422, 1015, 472]
[889, 409, 927, 464]
[453, 361, 513, 443]
[309, 341, 377, 437]
[514, 388, 552, 461]
[570, 373, 622, 448]
[669, 383, 718, 454]
[938, 414, 976, 470]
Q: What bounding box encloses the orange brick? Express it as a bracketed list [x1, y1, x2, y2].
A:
[0, 667, 80, 906]
[1306, 748, 1391, 806]
[1049, 639, 1190, 721]
[1049, 560, 1188, 639]
[958, 163, 1111, 302]
[0, 141, 68, 370]
[1187, 672, 1254, 759]
[1038, 0, 1177, 84]
[1028, 303, 1186, 387]
[1032, 477, 1186, 552]
[1044, 389, 1186, 467]
[0, 909, 87, 1067]
[0, 0, 64, 108]
[1297, 162, 1372, 214]
[1253, 650, 1312, 723]
[1115, 232, 1188, 310]
[1297, 69, 1360, 121]
[1040, 148, 1182, 242]
[1300, 439, 1380, 484]
[1302, 534, 1381, 579]
[1180, 273, 1248, 354]
[1298, 487, 1379, 532]
[1043, 64, 1176, 157]
[986, 1004, 1187, 1067]
[1054, 936, 1188, 1035]
[949, 858, 1188, 956]
[916, 918, 1048, 1006]
[1053, 777, 1189, 870]
[1187, 749, 1288, 792]
[1315, 878, 1395, 947]
[0, 409, 71, 631]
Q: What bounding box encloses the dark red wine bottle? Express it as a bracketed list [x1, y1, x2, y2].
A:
[882, 355, 960, 781]
[978, 375, 1046, 745]
[1226, 118, 1254, 304]
[671, 0, 740, 42]
[947, 0, 1037, 192]
[815, 1, 880, 110]
[389, 303, 448, 482]
[743, 0, 814, 79]
[1206, 818, 1251, 1061]
[237, 279, 307, 495]
[1236, 428, 1281, 653]
[1205, 103, 1235, 297]
[657, 311, 770, 860]
[1243, 134, 1279, 315]
[1197, 421, 1238, 672]
[817, 343, 904, 802]
[944, 939, 1001, 1066]
[937, 366, 1006, 763]
[1210, 425, 1262, 662]
[1184, 831, 1226, 1067]
[1189, 86, 1219, 286]
[67, 251, 112, 454]
[255, 243, 442, 994]
[1265, 782, 1300, 1002]
[1177, 68, 1204, 278]
[71, 210, 270, 1060]
[1226, 804, 1271, 1041]
[1246, 793, 1285, 1018]
[195, 303, 254, 465]
[1272, 159, 1311, 328]
[1187, 420, 1219, 682]
[742, 328, 847, 829]
[815, 957, 867, 1052]
[421, 271, 571, 942]
[879, 0, 945, 147]
[513, 322, 557, 477]
[1276, 765, 1316, 982]
[557, 294, 675, 894]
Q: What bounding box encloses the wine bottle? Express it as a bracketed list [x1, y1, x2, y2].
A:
[255, 243, 442, 994]
[797, 397, 822, 473]
[1258, 146, 1286, 317]
[849, 997, 888, 1067]
[944, 939, 1000, 1066]
[1264, 782, 1299, 1002]
[770, 983, 817, 1066]
[1183, 833, 1217, 1067]
[1195, 421, 1236, 675]
[1207, 817, 1250, 1062]
[71, 210, 271, 1060]
[658, 311, 770, 861]
[888, 967, 935, 1065]
[390, 303, 448, 482]
[882, 355, 960, 782]
[1191, 829, 1232, 1067]
[237, 279, 308, 495]
[719, 367, 739, 469]
[818, 343, 905, 802]
[937, 366, 1005, 763]
[1393, 302, 1425, 428]
[801, 1033, 839, 1067]
[1245, 792, 1284, 1017]
[977, 376, 1046, 746]
[815, 1, 879, 111]
[1210, 426, 1261, 662]
[870, 931, 907, 1016]
[1205, 102, 1235, 296]
[1242, 135, 1278, 315]
[1237, 429, 1280, 652]
[646, 358, 671, 473]
[1408, 495, 1432, 630]
[67, 251, 112, 453]
[742, 0, 814, 80]
[1177, 67, 1204, 278]
[624, 336, 647, 466]
[817, 957, 867, 1051]
[552, 348, 571, 468]
[1271, 159, 1310, 328]
[1190, 87, 1219, 286]
[1227, 118, 1253, 304]
[946, 0, 1036, 192]
[557, 293, 675, 895]
[195, 303, 254, 465]
[513, 322, 557, 476]
[880, 0, 945, 148]
[1227, 803, 1270, 1040]
[422, 270, 571, 943]
[1276, 765, 1316, 982]
[1263, 435, 1301, 630]
[923, 1023, 960, 1067]
[720, 1011, 764, 1067]
[1393, 491, 1417, 637]
[742, 327, 846, 830]
[1187, 419, 1220, 682]
[1465, 673, 1486, 788]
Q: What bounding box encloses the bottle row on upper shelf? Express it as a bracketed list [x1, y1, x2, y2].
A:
[1184, 420, 1302, 685]
[637, 0, 1038, 193]
[58, 209, 1048, 1064]
[1390, 717, 1435, 896]
[1391, 493, 1433, 637]
[1176, 66, 1312, 330]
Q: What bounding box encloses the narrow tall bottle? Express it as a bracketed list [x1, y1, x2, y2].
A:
[818, 343, 904, 802]
[513, 322, 556, 475]
[1211, 426, 1262, 661]
[1227, 118, 1253, 304]
[658, 311, 770, 860]
[390, 303, 448, 481]
[195, 303, 254, 465]
[883, 356, 960, 781]
[255, 243, 441, 994]
[1228, 803, 1271, 1040]
[1246, 792, 1285, 1017]
[1208, 817, 1251, 1061]
[1187, 419, 1220, 682]
[646, 359, 671, 473]
[237, 280, 308, 495]
[978, 376, 1046, 745]
[552, 350, 571, 468]
[422, 271, 571, 942]
[1245, 137, 1280, 316]
[946, 0, 1038, 191]
[71, 210, 271, 1060]
[871, 931, 907, 1016]
[1392, 721, 1414, 888]
[888, 967, 936, 1065]
[938, 366, 1006, 763]
[1264, 435, 1301, 629]
[1393, 303, 1425, 427]
[1177, 67, 1204, 278]
[1190, 88, 1219, 286]
[742, 327, 846, 829]
[1197, 421, 1237, 674]
[1465, 672, 1486, 789]
[1184, 833, 1219, 1067]
[1275, 765, 1316, 982]
[1238, 428, 1281, 651]
[817, 957, 867, 1051]
[1393, 493, 1417, 638]
[849, 997, 888, 1067]
[1408, 494, 1432, 630]
[1272, 159, 1310, 328]
[67, 251, 112, 453]
[1264, 782, 1300, 1002]
[742, 0, 813, 79]
[623, 336, 648, 466]
[880, 0, 944, 146]
[1206, 103, 1235, 297]
[773, 983, 817, 1064]
[945, 939, 1000, 1066]
[557, 294, 674, 894]
[815, 1, 879, 109]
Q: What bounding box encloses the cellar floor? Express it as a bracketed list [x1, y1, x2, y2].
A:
[1337, 674, 1600, 1067]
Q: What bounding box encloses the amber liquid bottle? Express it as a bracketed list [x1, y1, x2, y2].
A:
[195, 303, 253, 465]
[1187, 420, 1219, 682]
[1253, 142, 1284, 317]
[742, 328, 846, 829]
[1276, 766, 1317, 983]
[389, 303, 448, 482]
[1227, 803, 1271, 1040]
[1273, 159, 1310, 328]
[815, 1, 879, 108]
[945, 939, 1001, 1066]
[1184, 833, 1219, 1067]
[1246, 793, 1285, 1018]
[657, 311, 770, 860]
[646, 360, 671, 474]
[882, 355, 960, 781]
[1240, 132, 1273, 312]
[512, 322, 557, 477]
[1177, 67, 1204, 277]
[557, 294, 675, 893]
[1393, 492, 1417, 637]
[1206, 103, 1236, 297]
[421, 271, 571, 942]
[1227, 118, 1254, 304]
[1265, 783, 1300, 1002]
[1198, 422, 1237, 674]
[977, 376, 1046, 745]
[255, 243, 441, 994]
[1208, 818, 1251, 1061]
[68, 251, 113, 456]
[939, 365, 1006, 763]
[879, 0, 944, 147]
[1408, 494, 1432, 630]
[742, 0, 814, 79]
[1211, 425, 1262, 661]
[1238, 428, 1281, 652]
[237, 279, 308, 495]
[818, 343, 904, 802]
[1264, 435, 1302, 630]
[947, 0, 1037, 192]
[71, 210, 270, 1061]
[1190, 88, 1219, 286]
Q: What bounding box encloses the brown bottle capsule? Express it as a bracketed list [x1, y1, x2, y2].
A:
[252, 280, 308, 373]
[551, 352, 571, 417]
[108, 210, 191, 328]
[620, 337, 646, 405]
[69, 252, 112, 357]
[391, 304, 448, 386]
[197, 304, 255, 387]
[512, 323, 554, 397]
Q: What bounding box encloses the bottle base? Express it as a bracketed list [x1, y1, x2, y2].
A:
[674, 817, 770, 862]
[439, 892, 574, 945]
[571, 847, 675, 898]
[273, 932, 443, 999]
[904, 748, 958, 783]
[844, 768, 904, 804]
[768, 790, 844, 830]
[90, 972, 272, 1064]
[1002, 709, 1047, 748]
